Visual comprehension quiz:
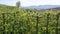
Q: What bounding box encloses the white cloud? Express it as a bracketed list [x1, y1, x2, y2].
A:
[0, 0, 60, 6]
[20, 0, 60, 6]
[0, 0, 18, 6]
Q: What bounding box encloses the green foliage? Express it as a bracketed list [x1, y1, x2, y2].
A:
[0, 5, 60, 34]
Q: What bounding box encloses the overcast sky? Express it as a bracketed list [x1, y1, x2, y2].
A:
[0, 0, 60, 7]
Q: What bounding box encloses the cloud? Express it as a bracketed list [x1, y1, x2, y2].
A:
[0, 0, 60, 6]
[20, 0, 60, 6]
[0, 0, 18, 6]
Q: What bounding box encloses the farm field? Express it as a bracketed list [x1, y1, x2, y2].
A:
[0, 5, 60, 34]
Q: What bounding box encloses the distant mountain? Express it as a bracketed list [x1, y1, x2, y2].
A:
[22, 5, 60, 10]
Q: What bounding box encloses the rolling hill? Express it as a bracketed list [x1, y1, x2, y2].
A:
[22, 5, 60, 10]
[0, 4, 60, 12]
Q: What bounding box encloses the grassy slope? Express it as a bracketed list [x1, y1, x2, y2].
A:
[0, 4, 19, 13]
[0, 4, 60, 13]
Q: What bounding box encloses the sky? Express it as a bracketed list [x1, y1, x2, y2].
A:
[0, 0, 60, 7]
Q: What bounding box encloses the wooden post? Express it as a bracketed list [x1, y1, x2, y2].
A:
[46, 13, 50, 34]
[6, 13, 8, 34]
[36, 13, 38, 34]
[2, 13, 5, 34]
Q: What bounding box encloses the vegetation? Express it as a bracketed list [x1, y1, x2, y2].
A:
[16, 1, 20, 8]
[0, 5, 60, 34]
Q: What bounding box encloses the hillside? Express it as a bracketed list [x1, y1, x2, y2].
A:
[38, 7, 60, 12]
[22, 5, 60, 10]
[0, 4, 60, 12]
[0, 4, 36, 14]
[0, 4, 20, 13]
[0, 4, 16, 10]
